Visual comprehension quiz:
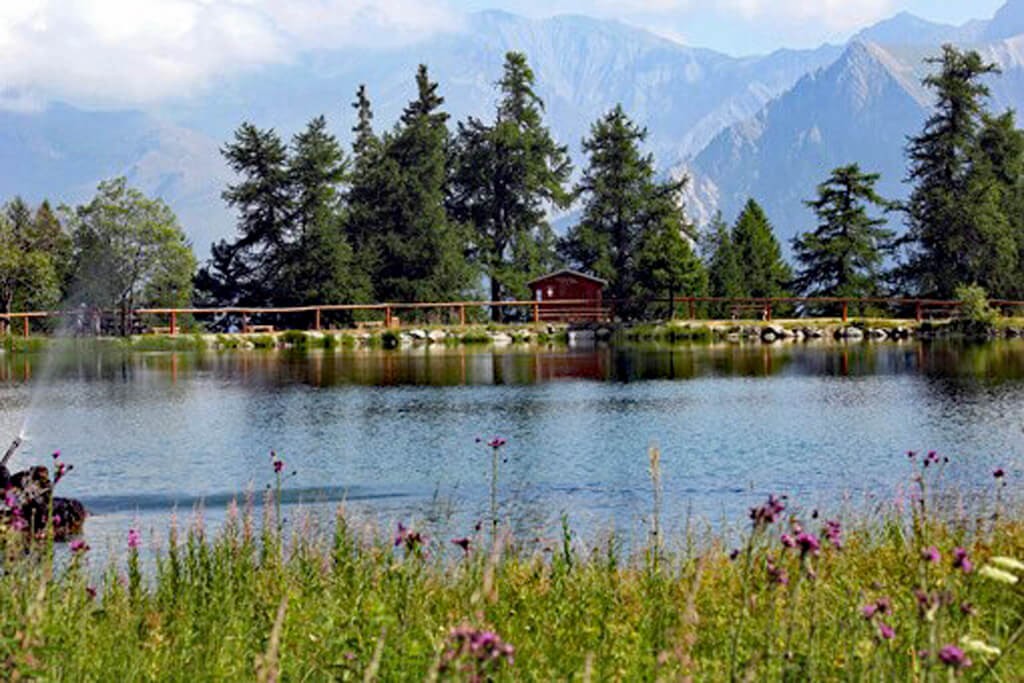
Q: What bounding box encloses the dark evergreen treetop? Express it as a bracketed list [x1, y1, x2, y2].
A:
[793, 164, 895, 300]
[732, 199, 792, 299]
[449, 52, 572, 314]
[901, 45, 1012, 297]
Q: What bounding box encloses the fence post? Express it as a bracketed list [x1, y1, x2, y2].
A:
[22, 317, 29, 338]
[314, 307, 321, 331]
[459, 304, 466, 326]
[688, 298, 696, 320]
[842, 301, 848, 323]
[915, 301, 922, 322]
[385, 305, 392, 328]
[765, 301, 772, 322]
[533, 302, 540, 324]
[170, 311, 177, 336]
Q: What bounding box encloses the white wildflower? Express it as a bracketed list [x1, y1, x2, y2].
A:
[990, 556, 1024, 573]
[980, 565, 1020, 584]
[960, 636, 1001, 658]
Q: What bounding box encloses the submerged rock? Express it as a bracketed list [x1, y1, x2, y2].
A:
[1, 464, 87, 541]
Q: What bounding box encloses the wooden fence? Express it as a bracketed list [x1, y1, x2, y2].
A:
[0, 295, 1023, 336]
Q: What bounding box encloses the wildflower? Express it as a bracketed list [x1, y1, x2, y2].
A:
[993, 468, 1005, 479]
[451, 537, 471, 554]
[921, 546, 940, 563]
[394, 522, 425, 553]
[952, 547, 973, 573]
[795, 531, 820, 557]
[273, 459, 284, 474]
[960, 637, 1001, 658]
[877, 622, 895, 640]
[960, 602, 977, 617]
[440, 625, 515, 676]
[765, 557, 788, 586]
[907, 450, 917, 459]
[127, 528, 141, 550]
[51, 450, 61, 460]
[924, 450, 940, 467]
[781, 533, 796, 548]
[749, 494, 786, 528]
[86, 586, 96, 600]
[990, 556, 1024, 573]
[979, 565, 1018, 584]
[70, 538, 89, 554]
[486, 437, 507, 449]
[862, 597, 892, 620]
[823, 520, 842, 550]
[728, 549, 740, 561]
[938, 644, 971, 669]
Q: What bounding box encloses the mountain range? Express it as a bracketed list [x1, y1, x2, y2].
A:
[2, 2, 1024, 257]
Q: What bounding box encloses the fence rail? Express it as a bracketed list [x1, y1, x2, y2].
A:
[0, 295, 1022, 336]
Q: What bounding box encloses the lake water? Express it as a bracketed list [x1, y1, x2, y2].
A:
[0, 341, 1021, 552]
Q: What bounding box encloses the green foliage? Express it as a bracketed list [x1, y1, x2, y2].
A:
[279, 330, 309, 347]
[901, 46, 1019, 298]
[65, 178, 196, 334]
[561, 105, 705, 317]
[956, 284, 999, 328]
[0, 198, 63, 319]
[703, 211, 745, 317]
[249, 334, 277, 349]
[449, 52, 572, 317]
[459, 328, 492, 345]
[732, 199, 793, 300]
[793, 164, 895, 314]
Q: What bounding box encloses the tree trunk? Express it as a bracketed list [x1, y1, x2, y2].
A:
[490, 272, 502, 323]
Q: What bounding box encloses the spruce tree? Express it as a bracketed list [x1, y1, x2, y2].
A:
[793, 164, 895, 314]
[976, 111, 1024, 297]
[372, 65, 473, 304]
[449, 52, 571, 318]
[704, 211, 745, 317]
[279, 116, 368, 308]
[732, 199, 792, 301]
[196, 123, 292, 306]
[902, 45, 1012, 297]
[561, 105, 662, 301]
[632, 183, 707, 318]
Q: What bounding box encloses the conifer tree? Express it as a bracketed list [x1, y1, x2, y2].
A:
[449, 52, 571, 318]
[704, 211, 745, 317]
[279, 116, 368, 307]
[901, 45, 1014, 297]
[196, 123, 292, 306]
[793, 164, 895, 313]
[732, 199, 792, 301]
[372, 65, 473, 303]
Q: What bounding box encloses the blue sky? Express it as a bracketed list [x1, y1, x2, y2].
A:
[461, 0, 1006, 54]
[0, 1, 1008, 109]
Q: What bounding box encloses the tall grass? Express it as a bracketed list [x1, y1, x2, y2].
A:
[1, 452, 1022, 680]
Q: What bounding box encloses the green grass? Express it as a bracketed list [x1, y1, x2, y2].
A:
[459, 328, 492, 345]
[126, 334, 206, 352]
[2, 454, 1023, 681]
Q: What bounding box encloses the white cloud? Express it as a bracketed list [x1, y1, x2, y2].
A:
[0, 0, 458, 109]
[718, 0, 895, 31]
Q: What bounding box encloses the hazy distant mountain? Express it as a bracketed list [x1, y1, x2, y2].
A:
[2, 3, 1023, 258]
[684, 3, 1024, 250]
[0, 11, 839, 252]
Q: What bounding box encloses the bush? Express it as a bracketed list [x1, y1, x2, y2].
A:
[279, 330, 309, 348]
[956, 284, 998, 327]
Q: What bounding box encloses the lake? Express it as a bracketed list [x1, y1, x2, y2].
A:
[0, 341, 1021, 552]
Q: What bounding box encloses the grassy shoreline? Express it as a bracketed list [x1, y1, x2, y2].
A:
[2, 452, 1022, 680]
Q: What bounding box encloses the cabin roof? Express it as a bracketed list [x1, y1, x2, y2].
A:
[526, 269, 608, 287]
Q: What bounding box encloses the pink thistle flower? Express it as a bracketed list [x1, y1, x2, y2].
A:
[451, 537, 471, 553]
[877, 622, 895, 640]
[993, 468, 1005, 479]
[52, 450, 61, 460]
[922, 546, 940, 563]
[952, 547, 973, 573]
[938, 645, 970, 669]
[70, 538, 89, 554]
[781, 533, 796, 548]
[795, 531, 820, 556]
[127, 528, 141, 550]
[486, 437, 507, 449]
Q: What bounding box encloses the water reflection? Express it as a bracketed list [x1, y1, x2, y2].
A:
[0, 340, 1020, 553]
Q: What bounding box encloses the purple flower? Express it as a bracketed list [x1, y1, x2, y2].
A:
[749, 494, 786, 528]
[394, 522, 425, 553]
[728, 549, 740, 561]
[781, 533, 796, 548]
[862, 597, 892, 620]
[938, 645, 971, 669]
[795, 531, 820, 556]
[486, 437, 507, 449]
[922, 546, 941, 563]
[862, 603, 878, 619]
[953, 547, 973, 573]
[993, 468, 1006, 479]
[52, 450, 61, 460]
[907, 450, 917, 459]
[451, 537, 471, 554]
[824, 520, 842, 550]
[70, 538, 89, 554]
[440, 626, 515, 674]
[127, 528, 141, 550]
[877, 622, 895, 640]
[85, 586, 97, 600]
[273, 459, 284, 474]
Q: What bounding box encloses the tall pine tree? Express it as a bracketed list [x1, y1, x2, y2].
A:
[196, 123, 292, 306]
[704, 211, 745, 317]
[793, 164, 895, 313]
[371, 65, 473, 303]
[732, 199, 792, 301]
[449, 52, 571, 318]
[901, 45, 1015, 297]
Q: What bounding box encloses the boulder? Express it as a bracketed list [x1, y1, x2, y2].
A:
[760, 325, 785, 343]
[407, 329, 428, 341]
[428, 329, 448, 343]
[490, 332, 514, 345]
[835, 326, 865, 340]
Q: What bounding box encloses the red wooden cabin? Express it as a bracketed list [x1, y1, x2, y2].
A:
[527, 269, 607, 322]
